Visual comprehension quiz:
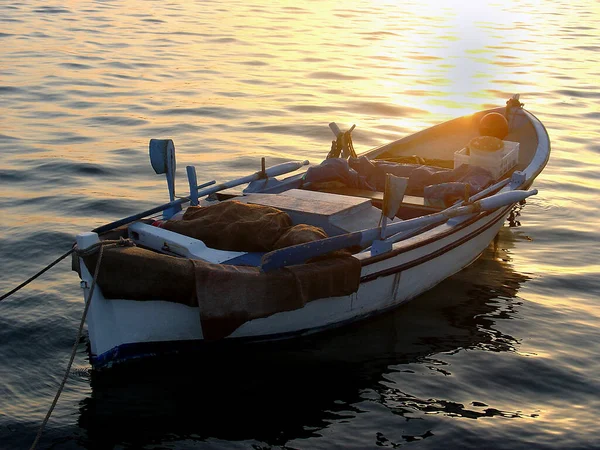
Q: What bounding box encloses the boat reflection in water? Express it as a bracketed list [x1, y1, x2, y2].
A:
[77, 226, 530, 448]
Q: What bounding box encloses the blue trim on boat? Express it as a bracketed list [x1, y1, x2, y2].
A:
[92, 340, 208, 369]
[91, 307, 392, 370]
[224, 251, 264, 266]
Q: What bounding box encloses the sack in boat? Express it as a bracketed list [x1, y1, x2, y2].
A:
[272, 224, 328, 250]
[424, 182, 470, 208]
[304, 158, 374, 190]
[348, 155, 495, 195]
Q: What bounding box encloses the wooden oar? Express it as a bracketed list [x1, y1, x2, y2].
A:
[382, 177, 511, 246]
[260, 189, 537, 272]
[92, 160, 309, 234]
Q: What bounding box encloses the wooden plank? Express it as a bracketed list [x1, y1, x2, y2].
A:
[308, 186, 429, 208]
[243, 189, 372, 217]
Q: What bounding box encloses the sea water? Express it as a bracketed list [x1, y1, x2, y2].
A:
[1, 1, 599, 448]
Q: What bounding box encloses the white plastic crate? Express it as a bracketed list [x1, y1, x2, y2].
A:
[454, 140, 520, 179]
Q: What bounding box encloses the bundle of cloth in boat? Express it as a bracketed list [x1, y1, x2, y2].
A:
[162, 201, 327, 251]
[304, 156, 495, 197]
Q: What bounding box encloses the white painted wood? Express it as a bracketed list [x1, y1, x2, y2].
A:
[241, 189, 387, 234]
[76, 232, 100, 250]
[246, 189, 371, 215]
[128, 222, 245, 263]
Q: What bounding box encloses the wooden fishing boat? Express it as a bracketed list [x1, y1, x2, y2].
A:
[73, 95, 550, 369]
[80, 235, 528, 445]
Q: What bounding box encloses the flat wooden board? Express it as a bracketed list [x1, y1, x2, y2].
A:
[243, 189, 372, 217]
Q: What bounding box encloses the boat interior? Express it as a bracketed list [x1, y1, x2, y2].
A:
[214, 107, 538, 224]
[101, 106, 539, 269]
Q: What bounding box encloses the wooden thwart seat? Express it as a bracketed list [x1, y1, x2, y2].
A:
[239, 189, 389, 235]
[308, 186, 442, 213]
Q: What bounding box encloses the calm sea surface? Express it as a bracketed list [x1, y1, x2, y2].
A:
[1, 1, 599, 449]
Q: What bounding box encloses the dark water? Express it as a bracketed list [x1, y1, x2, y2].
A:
[1, 1, 599, 449]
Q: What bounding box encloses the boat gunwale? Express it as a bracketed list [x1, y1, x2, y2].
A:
[357, 194, 512, 267]
[359, 205, 509, 280]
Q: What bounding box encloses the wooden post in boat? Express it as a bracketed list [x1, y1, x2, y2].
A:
[329, 122, 343, 138]
[186, 166, 216, 207]
[380, 174, 408, 234]
[372, 174, 408, 255]
[329, 122, 357, 158]
[186, 165, 199, 206]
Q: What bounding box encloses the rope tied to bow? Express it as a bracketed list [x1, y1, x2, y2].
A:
[29, 237, 135, 450]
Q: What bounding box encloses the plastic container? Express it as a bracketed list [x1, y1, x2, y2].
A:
[454, 140, 519, 179]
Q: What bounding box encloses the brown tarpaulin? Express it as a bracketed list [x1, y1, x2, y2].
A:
[192, 254, 360, 340]
[83, 246, 361, 340]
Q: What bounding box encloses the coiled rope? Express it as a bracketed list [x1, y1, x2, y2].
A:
[326, 126, 358, 160]
[3, 238, 136, 450]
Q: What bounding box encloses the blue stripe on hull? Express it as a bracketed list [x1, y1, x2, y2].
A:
[91, 305, 400, 370]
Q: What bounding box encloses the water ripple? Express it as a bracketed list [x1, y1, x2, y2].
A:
[58, 63, 93, 70]
[1, 1, 600, 448]
[347, 101, 427, 117]
[159, 106, 239, 119]
[88, 115, 148, 127]
[33, 6, 70, 14]
[307, 71, 365, 80]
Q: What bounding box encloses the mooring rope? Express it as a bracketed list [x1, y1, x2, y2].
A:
[0, 249, 76, 302]
[25, 238, 134, 450]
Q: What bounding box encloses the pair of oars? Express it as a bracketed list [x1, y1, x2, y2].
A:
[92, 160, 309, 234]
[260, 187, 537, 272]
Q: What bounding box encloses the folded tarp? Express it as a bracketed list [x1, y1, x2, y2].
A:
[193, 254, 360, 340]
[304, 158, 375, 191]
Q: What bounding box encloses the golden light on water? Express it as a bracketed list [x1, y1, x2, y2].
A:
[305, 0, 542, 132]
[2, 0, 554, 158]
[2, 1, 600, 448]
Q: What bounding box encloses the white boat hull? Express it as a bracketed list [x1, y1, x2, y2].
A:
[79, 205, 509, 368]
